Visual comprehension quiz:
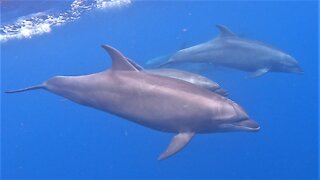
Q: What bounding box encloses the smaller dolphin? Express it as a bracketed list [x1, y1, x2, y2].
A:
[6, 45, 259, 160]
[153, 25, 303, 77]
[127, 58, 227, 96]
[147, 69, 228, 96]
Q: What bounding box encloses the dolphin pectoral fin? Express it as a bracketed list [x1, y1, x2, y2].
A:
[248, 68, 270, 78]
[158, 132, 194, 160]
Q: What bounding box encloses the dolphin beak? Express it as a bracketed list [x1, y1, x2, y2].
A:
[294, 66, 304, 74]
[230, 119, 260, 132]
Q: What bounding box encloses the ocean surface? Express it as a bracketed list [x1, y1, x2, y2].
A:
[1, 1, 318, 179]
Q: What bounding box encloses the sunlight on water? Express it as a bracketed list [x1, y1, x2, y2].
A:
[0, 0, 131, 42]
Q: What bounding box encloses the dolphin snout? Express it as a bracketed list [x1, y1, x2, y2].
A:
[224, 101, 260, 132]
[283, 55, 304, 74]
[218, 118, 260, 132]
[231, 119, 260, 132]
[293, 66, 304, 74]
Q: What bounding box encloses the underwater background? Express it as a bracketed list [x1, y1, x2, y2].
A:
[1, 1, 318, 179]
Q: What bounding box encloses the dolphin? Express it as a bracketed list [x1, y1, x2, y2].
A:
[126, 58, 227, 96]
[154, 25, 303, 77]
[6, 45, 259, 160]
[147, 69, 228, 96]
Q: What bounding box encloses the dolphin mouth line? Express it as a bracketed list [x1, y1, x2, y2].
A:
[230, 123, 260, 131]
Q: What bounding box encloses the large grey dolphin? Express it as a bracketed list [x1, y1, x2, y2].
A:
[126, 58, 227, 96]
[6, 45, 259, 160]
[154, 25, 303, 77]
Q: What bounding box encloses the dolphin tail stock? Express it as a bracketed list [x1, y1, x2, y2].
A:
[5, 84, 45, 93]
[157, 60, 175, 68]
[145, 54, 173, 68]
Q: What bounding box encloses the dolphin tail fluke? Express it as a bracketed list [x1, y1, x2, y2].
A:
[5, 84, 45, 93]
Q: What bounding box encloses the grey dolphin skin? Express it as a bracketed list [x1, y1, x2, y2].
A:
[6, 45, 259, 160]
[158, 25, 303, 77]
[126, 58, 227, 96]
[147, 69, 228, 96]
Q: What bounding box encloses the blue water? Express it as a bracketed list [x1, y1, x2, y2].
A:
[1, 1, 318, 179]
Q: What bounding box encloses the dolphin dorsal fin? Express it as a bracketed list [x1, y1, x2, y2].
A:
[216, 24, 237, 37]
[101, 45, 139, 71]
[126, 58, 144, 71]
